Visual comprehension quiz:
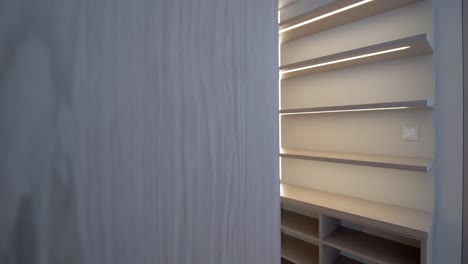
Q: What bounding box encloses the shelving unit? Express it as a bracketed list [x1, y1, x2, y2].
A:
[280, 184, 432, 263]
[280, 34, 433, 79]
[280, 100, 434, 115]
[279, 0, 434, 263]
[280, 148, 433, 172]
[280, 183, 432, 240]
[279, 0, 423, 43]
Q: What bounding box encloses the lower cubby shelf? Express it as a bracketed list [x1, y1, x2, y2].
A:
[323, 227, 420, 264]
[282, 209, 319, 245]
[281, 199, 429, 264]
[282, 233, 319, 264]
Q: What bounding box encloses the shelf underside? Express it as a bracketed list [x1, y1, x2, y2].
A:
[280, 148, 433, 172]
[332, 255, 363, 264]
[282, 233, 319, 264]
[281, 209, 319, 244]
[280, 34, 432, 79]
[280, 100, 433, 114]
[280, 183, 432, 240]
[279, 0, 423, 43]
[323, 227, 420, 264]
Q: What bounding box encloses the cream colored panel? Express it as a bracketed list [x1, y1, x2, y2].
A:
[281, 56, 434, 109]
[281, 158, 434, 211]
[281, 1, 433, 65]
[281, 109, 434, 157]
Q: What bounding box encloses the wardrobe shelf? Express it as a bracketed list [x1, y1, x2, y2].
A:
[323, 227, 420, 264]
[279, 0, 423, 43]
[281, 209, 319, 245]
[282, 233, 319, 264]
[280, 183, 433, 240]
[280, 34, 432, 79]
[280, 148, 433, 172]
[280, 100, 434, 115]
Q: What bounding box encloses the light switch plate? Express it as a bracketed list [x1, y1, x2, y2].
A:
[402, 126, 419, 141]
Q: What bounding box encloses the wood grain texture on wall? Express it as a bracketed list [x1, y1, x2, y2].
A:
[0, 0, 280, 263]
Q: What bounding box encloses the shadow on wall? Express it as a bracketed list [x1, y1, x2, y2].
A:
[0, 1, 84, 263]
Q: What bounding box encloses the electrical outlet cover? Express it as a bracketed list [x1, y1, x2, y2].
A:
[402, 126, 419, 141]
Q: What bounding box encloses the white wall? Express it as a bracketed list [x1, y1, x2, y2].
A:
[0, 0, 280, 263]
[433, 0, 463, 262]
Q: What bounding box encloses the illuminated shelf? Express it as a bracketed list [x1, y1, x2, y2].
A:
[282, 233, 319, 264]
[281, 209, 319, 245]
[280, 183, 433, 240]
[280, 34, 432, 79]
[323, 227, 420, 264]
[280, 100, 433, 115]
[279, 0, 423, 43]
[280, 148, 433, 172]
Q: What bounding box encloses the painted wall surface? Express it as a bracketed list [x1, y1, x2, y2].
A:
[0, 1, 280, 264]
[280, 1, 435, 211]
[433, 0, 463, 262]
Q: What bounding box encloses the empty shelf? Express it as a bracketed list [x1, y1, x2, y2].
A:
[280, 34, 432, 79]
[282, 234, 319, 264]
[323, 227, 420, 264]
[279, 0, 423, 43]
[280, 100, 434, 115]
[332, 255, 363, 264]
[280, 148, 433, 172]
[281, 209, 319, 244]
[280, 183, 433, 239]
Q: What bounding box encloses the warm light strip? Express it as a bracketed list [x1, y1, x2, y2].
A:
[280, 106, 409, 115]
[279, 0, 374, 33]
[280, 46, 411, 75]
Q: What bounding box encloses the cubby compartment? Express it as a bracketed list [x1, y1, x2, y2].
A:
[321, 244, 364, 264]
[282, 208, 320, 245]
[320, 215, 421, 264]
[282, 233, 320, 264]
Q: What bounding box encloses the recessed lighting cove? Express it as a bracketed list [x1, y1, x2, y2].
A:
[280, 106, 409, 115]
[279, 0, 374, 33]
[280, 46, 411, 75]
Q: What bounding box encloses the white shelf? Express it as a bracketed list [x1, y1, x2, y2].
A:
[279, 0, 423, 43]
[280, 34, 433, 79]
[280, 100, 433, 115]
[280, 183, 433, 240]
[323, 227, 420, 264]
[280, 148, 433, 172]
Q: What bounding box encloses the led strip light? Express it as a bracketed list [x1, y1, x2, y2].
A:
[280, 46, 411, 75]
[280, 106, 409, 115]
[279, 0, 374, 34]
